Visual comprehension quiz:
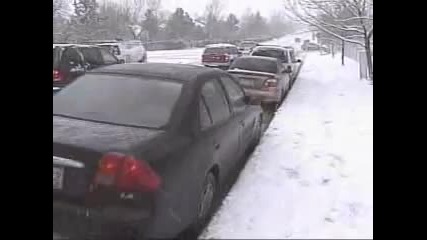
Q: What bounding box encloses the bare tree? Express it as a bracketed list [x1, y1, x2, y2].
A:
[147, 0, 161, 12]
[204, 0, 223, 39]
[53, 0, 71, 18]
[285, 0, 373, 80]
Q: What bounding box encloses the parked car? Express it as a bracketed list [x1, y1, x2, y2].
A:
[53, 63, 263, 240]
[53, 44, 120, 89]
[250, 45, 301, 81]
[302, 41, 320, 51]
[228, 56, 292, 111]
[90, 40, 147, 63]
[238, 41, 258, 55]
[202, 43, 240, 69]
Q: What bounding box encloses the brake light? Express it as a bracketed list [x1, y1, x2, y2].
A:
[53, 70, 63, 82]
[93, 152, 161, 192]
[224, 55, 230, 61]
[263, 78, 278, 88]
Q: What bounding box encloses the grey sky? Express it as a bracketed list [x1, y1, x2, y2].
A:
[103, 0, 286, 18]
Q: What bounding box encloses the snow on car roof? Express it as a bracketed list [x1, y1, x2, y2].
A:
[53, 44, 93, 48]
[253, 45, 287, 51]
[90, 63, 221, 82]
[205, 43, 237, 48]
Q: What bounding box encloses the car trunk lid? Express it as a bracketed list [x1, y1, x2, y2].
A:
[228, 69, 277, 90]
[53, 116, 164, 201]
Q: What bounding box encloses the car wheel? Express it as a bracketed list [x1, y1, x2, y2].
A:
[186, 172, 218, 236]
[249, 114, 263, 150]
[261, 102, 278, 113]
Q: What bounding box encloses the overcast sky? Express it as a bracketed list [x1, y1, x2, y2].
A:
[103, 0, 286, 18]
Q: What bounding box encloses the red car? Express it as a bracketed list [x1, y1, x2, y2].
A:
[202, 44, 241, 69]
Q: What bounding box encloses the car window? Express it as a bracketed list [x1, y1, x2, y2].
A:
[252, 48, 288, 62]
[100, 49, 118, 64]
[204, 47, 231, 54]
[229, 47, 238, 54]
[199, 98, 213, 129]
[60, 47, 83, 68]
[53, 75, 183, 129]
[80, 47, 103, 65]
[219, 75, 246, 112]
[289, 50, 296, 62]
[230, 57, 278, 74]
[201, 80, 231, 125]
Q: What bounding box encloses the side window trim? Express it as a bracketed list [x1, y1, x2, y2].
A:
[215, 76, 234, 114]
[199, 95, 213, 131]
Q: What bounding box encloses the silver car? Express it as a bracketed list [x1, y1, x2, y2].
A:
[251, 45, 301, 81]
[228, 56, 291, 111]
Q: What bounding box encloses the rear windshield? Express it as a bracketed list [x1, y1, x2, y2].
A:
[230, 58, 278, 74]
[53, 74, 183, 128]
[252, 48, 287, 62]
[204, 47, 236, 54]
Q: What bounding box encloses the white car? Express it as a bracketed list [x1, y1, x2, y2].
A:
[251, 45, 301, 81]
[95, 40, 147, 63]
[238, 41, 258, 55]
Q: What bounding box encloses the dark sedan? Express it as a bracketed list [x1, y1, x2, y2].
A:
[53, 63, 263, 240]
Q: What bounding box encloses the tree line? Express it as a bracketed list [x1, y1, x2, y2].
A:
[53, 0, 295, 43]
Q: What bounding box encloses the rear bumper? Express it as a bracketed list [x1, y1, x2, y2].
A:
[244, 88, 281, 104]
[53, 200, 151, 240]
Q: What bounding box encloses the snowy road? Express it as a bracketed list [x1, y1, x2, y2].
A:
[146, 31, 312, 66]
[201, 53, 373, 238]
[147, 48, 204, 65]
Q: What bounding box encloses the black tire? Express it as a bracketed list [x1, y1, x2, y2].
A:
[249, 114, 263, 150]
[185, 172, 218, 237]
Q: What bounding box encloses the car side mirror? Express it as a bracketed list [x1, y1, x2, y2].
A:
[296, 59, 302, 63]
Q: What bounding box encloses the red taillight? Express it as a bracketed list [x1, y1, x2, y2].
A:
[94, 152, 161, 192]
[263, 78, 278, 88]
[53, 70, 63, 82]
[223, 55, 230, 62]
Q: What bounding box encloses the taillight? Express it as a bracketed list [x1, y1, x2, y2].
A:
[263, 78, 278, 88]
[93, 152, 161, 193]
[224, 55, 230, 62]
[53, 70, 63, 82]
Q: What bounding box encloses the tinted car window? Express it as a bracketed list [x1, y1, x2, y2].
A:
[252, 48, 288, 62]
[230, 57, 278, 74]
[100, 49, 118, 64]
[201, 80, 231, 124]
[80, 47, 103, 65]
[220, 76, 246, 112]
[53, 74, 183, 128]
[289, 50, 296, 62]
[199, 99, 213, 129]
[59, 47, 84, 68]
[204, 47, 232, 54]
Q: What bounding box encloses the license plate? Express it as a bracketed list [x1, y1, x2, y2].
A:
[53, 167, 64, 190]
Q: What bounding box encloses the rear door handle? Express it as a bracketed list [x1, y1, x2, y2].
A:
[214, 143, 220, 149]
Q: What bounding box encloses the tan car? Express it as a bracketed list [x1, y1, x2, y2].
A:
[228, 56, 292, 111]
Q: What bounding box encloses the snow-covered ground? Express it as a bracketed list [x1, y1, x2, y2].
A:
[201, 53, 373, 239]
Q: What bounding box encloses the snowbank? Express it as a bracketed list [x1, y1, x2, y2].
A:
[201, 53, 373, 239]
